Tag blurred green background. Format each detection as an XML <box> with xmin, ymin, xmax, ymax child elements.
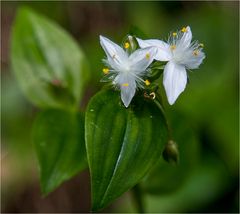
<box><xmin>1</xmin><ymin>1</ymin><xmax>239</xmax><ymax>213</ymax></box>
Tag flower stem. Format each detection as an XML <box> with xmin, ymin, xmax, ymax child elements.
<box><xmin>153</xmin><ymin>94</ymin><xmax>173</xmax><ymax>140</ymax></box>
<box><xmin>131</xmin><ymin>184</ymin><xmax>145</xmax><ymax>213</ymax></box>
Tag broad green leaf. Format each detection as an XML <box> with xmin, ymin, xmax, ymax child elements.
<box><xmin>85</xmin><ymin>90</ymin><xmax>168</xmax><ymax>211</ymax></box>
<box><xmin>33</xmin><ymin>109</ymin><xmax>87</xmax><ymax>195</ymax></box>
<box><xmin>11</xmin><ymin>7</ymin><xmax>89</xmax><ymax>109</ymax></box>
<box><xmin>141</xmin><ymin>111</ymin><xmax>201</xmax><ymax>195</ymax></box>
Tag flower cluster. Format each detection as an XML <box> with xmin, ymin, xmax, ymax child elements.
<box><xmin>100</xmin><ymin>26</ymin><xmax>205</xmax><ymax>107</ymax></box>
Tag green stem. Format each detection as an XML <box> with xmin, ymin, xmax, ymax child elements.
<box><xmin>153</xmin><ymin>94</ymin><xmax>173</xmax><ymax>140</ymax></box>
<box><xmin>131</xmin><ymin>184</ymin><xmax>145</xmax><ymax>213</ymax></box>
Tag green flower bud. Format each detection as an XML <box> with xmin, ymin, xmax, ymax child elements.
<box><xmin>122</xmin><ymin>35</ymin><xmax>138</xmax><ymax>54</ymax></box>
<box><xmin>162</xmin><ymin>140</ymin><xmax>179</xmax><ymax>164</ymax></box>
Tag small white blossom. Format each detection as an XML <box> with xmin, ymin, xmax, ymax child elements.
<box><xmin>137</xmin><ymin>26</ymin><xmax>205</xmax><ymax>105</ymax></box>
<box><xmin>100</xmin><ymin>35</ymin><xmax>156</xmax><ymax>108</ymax></box>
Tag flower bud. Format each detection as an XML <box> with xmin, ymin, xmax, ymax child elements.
<box><xmin>128</xmin><ymin>35</ymin><xmax>137</xmax><ymax>51</ymax></box>
<box><xmin>162</xmin><ymin>140</ymin><xmax>179</xmax><ymax>164</ymax></box>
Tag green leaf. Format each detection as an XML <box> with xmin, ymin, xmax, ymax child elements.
<box><xmin>141</xmin><ymin>111</ymin><xmax>201</xmax><ymax>195</ymax></box>
<box><xmin>85</xmin><ymin>90</ymin><xmax>168</xmax><ymax>211</ymax></box>
<box><xmin>33</xmin><ymin>109</ymin><xmax>87</xmax><ymax>195</ymax></box>
<box><xmin>11</xmin><ymin>7</ymin><xmax>89</xmax><ymax>110</ymax></box>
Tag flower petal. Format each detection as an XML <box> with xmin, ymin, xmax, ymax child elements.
<box><xmin>121</xmin><ymin>83</ymin><xmax>136</xmax><ymax>108</ymax></box>
<box><xmin>114</xmin><ymin>74</ymin><xmax>136</xmax><ymax>107</ymax></box>
<box><xmin>136</xmin><ymin>38</ymin><xmax>171</xmax><ymax>61</ymax></box>
<box><xmin>100</xmin><ymin>35</ymin><xmax>128</xmax><ymax>70</ymax></box>
<box><xmin>178</xmin><ymin>26</ymin><xmax>192</xmax><ymax>49</ymax></box>
<box><xmin>128</xmin><ymin>47</ymin><xmax>157</xmax><ymax>74</ymax></box>
<box><xmin>183</xmin><ymin>50</ymin><xmax>205</xmax><ymax>69</ymax></box>
<box><xmin>163</xmin><ymin>61</ymin><xmax>187</xmax><ymax>105</ymax></box>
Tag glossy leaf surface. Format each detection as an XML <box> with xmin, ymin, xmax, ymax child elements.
<box><xmin>85</xmin><ymin>90</ymin><xmax>168</xmax><ymax>211</ymax></box>
<box><xmin>33</xmin><ymin>109</ymin><xmax>87</xmax><ymax>195</ymax></box>
<box><xmin>11</xmin><ymin>7</ymin><xmax>89</xmax><ymax>109</ymax></box>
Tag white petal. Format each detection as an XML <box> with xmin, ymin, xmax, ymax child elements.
<box><xmin>100</xmin><ymin>35</ymin><xmax>128</xmax><ymax>70</ymax></box>
<box><xmin>114</xmin><ymin>74</ymin><xmax>136</xmax><ymax>107</ymax></box>
<box><xmin>163</xmin><ymin>61</ymin><xmax>187</xmax><ymax>105</ymax></box>
<box><xmin>129</xmin><ymin>47</ymin><xmax>157</xmax><ymax>74</ymax></box>
<box><xmin>178</xmin><ymin>26</ymin><xmax>192</xmax><ymax>49</ymax></box>
<box><xmin>136</xmin><ymin>38</ymin><xmax>171</xmax><ymax>61</ymax></box>
<box><xmin>183</xmin><ymin>50</ymin><xmax>205</xmax><ymax>69</ymax></box>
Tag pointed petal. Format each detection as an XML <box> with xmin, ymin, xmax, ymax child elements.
<box><xmin>115</xmin><ymin>74</ymin><xmax>136</xmax><ymax>107</ymax></box>
<box><xmin>136</xmin><ymin>38</ymin><xmax>171</xmax><ymax>61</ymax></box>
<box><xmin>121</xmin><ymin>83</ymin><xmax>136</xmax><ymax>108</ymax></box>
<box><xmin>128</xmin><ymin>47</ymin><xmax>157</xmax><ymax>74</ymax></box>
<box><xmin>178</xmin><ymin>26</ymin><xmax>192</xmax><ymax>48</ymax></box>
<box><xmin>100</xmin><ymin>35</ymin><xmax>128</xmax><ymax>70</ymax></box>
<box><xmin>183</xmin><ymin>50</ymin><xmax>206</xmax><ymax>69</ymax></box>
<box><xmin>163</xmin><ymin>62</ymin><xmax>187</xmax><ymax>105</ymax></box>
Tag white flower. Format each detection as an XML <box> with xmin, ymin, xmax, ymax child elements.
<box><xmin>137</xmin><ymin>26</ymin><xmax>205</xmax><ymax>105</ymax></box>
<box><xmin>100</xmin><ymin>35</ymin><xmax>156</xmax><ymax>108</ymax></box>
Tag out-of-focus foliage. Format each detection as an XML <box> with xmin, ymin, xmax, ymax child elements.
<box><xmin>11</xmin><ymin>7</ymin><xmax>89</xmax><ymax>110</ymax></box>
<box><xmin>1</xmin><ymin>1</ymin><xmax>238</xmax><ymax>213</ymax></box>
<box><xmin>142</xmin><ymin>110</ymin><xmax>201</xmax><ymax>195</ymax></box>
<box><xmin>9</xmin><ymin>7</ymin><xmax>90</xmax><ymax>200</ymax></box>
<box><xmin>33</xmin><ymin>109</ymin><xmax>87</xmax><ymax>195</ymax></box>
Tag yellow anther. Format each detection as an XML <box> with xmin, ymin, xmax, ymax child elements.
<box><xmin>181</xmin><ymin>27</ymin><xmax>187</xmax><ymax>33</ymax></box>
<box><xmin>124</xmin><ymin>42</ymin><xmax>130</xmax><ymax>49</ymax></box>
<box><xmin>150</xmin><ymin>92</ymin><xmax>156</xmax><ymax>99</ymax></box>
<box><xmin>170</xmin><ymin>45</ymin><xmax>176</xmax><ymax>50</ymax></box>
<box><xmin>145</xmin><ymin>79</ymin><xmax>151</xmax><ymax>86</ymax></box>
<box><xmin>102</xmin><ymin>68</ymin><xmax>109</xmax><ymax>74</ymax></box>
<box><xmin>122</xmin><ymin>83</ymin><xmax>129</xmax><ymax>87</ymax></box>
<box><xmin>146</xmin><ymin>53</ymin><xmax>150</xmax><ymax>59</ymax></box>
<box><xmin>172</xmin><ymin>32</ymin><xmax>177</xmax><ymax>37</ymax></box>
<box><xmin>199</xmin><ymin>43</ymin><xmax>204</xmax><ymax>48</ymax></box>
<box><xmin>193</xmin><ymin>50</ymin><xmax>199</xmax><ymax>56</ymax></box>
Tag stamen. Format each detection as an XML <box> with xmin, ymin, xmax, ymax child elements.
<box><xmin>181</xmin><ymin>27</ymin><xmax>187</xmax><ymax>33</ymax></box>
<box><xmin>124</xmin><ymin>42</ymin><xmax>130</xmax><ymax>49</ymax></box>
<box><xmin>129</xmin><ymin>72</ymin><xmax>145</xmax><ymax>85</ymax></box>
<box><xmin>122</xmin><ymin>83</ymin><xmax>129</xmax><ymax>87</ymax></box>
<box><xmin>193</xmin><ymin>50</ymin><xmax>199</xmax><ymax>56</ymax></box>
<box><xmin>172</xmin><ymin>32</ymin><xmax>177</xmax><ymax>37</ymax></box>
<box><xmin>170</xmin><ymin>45</ymin><xmax>176</xmax><ymax>50</ymax></box>
<box><xmin>150</xmin><ymin>92</ymin><xmax>156</xmax><ymax>99</ymax></box>
<box><xmin>145</xmin><ymin>53</ymin><xmax>150</xmax><ymax>60</ymax></box>
<box><xmin>145</xmin><ymin>79</ymin><xmax>151</xmax><ymax>86</ymax></box>
<box><xmin>102</xmin><ymin>68</ymin><xmax>109</xmax><ymax>74</ymax></box>
<box><xmin>199</xmin><ymin>43</ymin><xmax>204</xmax><ymax>48</ymax></box>
<box><xmin>112</xmin><ymin>54</ymin><xmax>116</xmax><ymax>59</ymax></box>
<box><xmin>144</xmin><ymin>92</ymin><xmax>150</xmax><ymax>99</ymax></box>
<box><xmin>143</xmin><ymin>92</ymin><xmax>156</xmax><ymax>100</ymax></box>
